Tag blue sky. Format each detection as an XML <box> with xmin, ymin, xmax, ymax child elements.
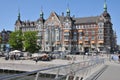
<box><xmin>0</xmin><ymin>0</ymin><xmax>119</xmax><ymax>44</ymax></box>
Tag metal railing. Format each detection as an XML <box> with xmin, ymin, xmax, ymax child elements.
<box><xmin>0</xmin><ymin>57</ymin><xmax>105</xmax><ymax>80</ymax></box>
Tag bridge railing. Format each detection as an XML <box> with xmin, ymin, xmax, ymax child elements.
<box><xmin>54</xmin><ymin>58</ymin><xmax>105</xmax><ymax>80</ymax></box>
<box><xmin>0</xmin><ymin>57</ymin><xmax>105</xmax><ymax>80</ymax></box>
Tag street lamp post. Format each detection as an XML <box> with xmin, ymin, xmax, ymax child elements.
<box><xmin>89</xmin><ymin>39</ymin><xmax>92</xmax><ymax>56</ymax></box>
<box><xmin>107</xmin><ymin>46</ymin><xmax>111</xmax><ymax>56</ymax></box>
<box><xmin>68</xmin><ymin>30</ymin><xmax>73</xmax><ymax>54</ymax></box>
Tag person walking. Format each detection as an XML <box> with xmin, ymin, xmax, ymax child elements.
<box><xmin>35</xmin><ymin>57</ymin><xmax>38</xmax><ymax>64</ymax></box>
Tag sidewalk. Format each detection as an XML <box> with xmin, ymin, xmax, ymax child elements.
<box><xmin>0</xmin><ymin>55</ymin><xmax>90</xmax><ymax>72</ymax></box>
<box><xmin>96</xmin><ymin>61</ymin><xmax>120</xmax><ymax>80</ymax></box>
<box><xmin>0</xmin><ymin>55</ymin><xmax>92</xmax><ymax>65</ymax></box>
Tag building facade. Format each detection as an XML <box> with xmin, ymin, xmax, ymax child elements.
<box><xmin>0</xmin><ymin>29</ymin><xmax>12</xmax><ymax>52</ymax></box>
<box><xmin>15</xmin><ymin>1</ymin><xmax>117</xmax><ymax>53</ymax></box>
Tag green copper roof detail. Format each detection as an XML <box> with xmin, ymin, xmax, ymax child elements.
<box><xmin>104</xmin><ymin>0</ymin><xmax>107</xmax><ymax>12</ymax></box>
<box><xmin>18</xmin><ymin>10</ymin><xmax>21</xmax><ymax>20</ymax></box>
<box><xmin>40</xmin><ymin>10</ymin><xmax>44</xmax><ymax>18</ymax></box>
<box><xmin>66</xmin><ymin>8</ymin><xmax>70</xmax><ymax>16</ymax></box>
<box><xmin>40</xmin><ymin>6</ymin><xmax>44</xmax><ymax>18</ymax></box>
<box><xmin>66</xmin><ymin>8</ymin><xmax>70</xmax><ymax>13</ymax></box>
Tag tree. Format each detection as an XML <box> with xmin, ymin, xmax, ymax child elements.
<box><xmin>23</xmin><ymin>31</ymin><xmax>39</xmax><ymax>53</ymax></box>
<box><xmin>8</xmin><ymin>30</ymin><xmax>23</xmax><ymax>50</ymax></box>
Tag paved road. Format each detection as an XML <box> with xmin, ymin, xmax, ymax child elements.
<box><xmin>96</xmin><ymin>62</ymin><xmax>120</xmax><ymax>80</ymax></box>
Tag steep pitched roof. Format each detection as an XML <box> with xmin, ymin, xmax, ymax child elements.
<box><xmin>58</xmin><ymin>16</ymin><xmax>64</xmax><ymax>23</ymax></box>
<box><xmin>73</xmin><ymin>16</ymin><xmax>99</xmax><ymax>24</ymax></box>
<box><xmin>44</xmin><ymin>12</ymin><xmax>61</xmax><ymax>25</ymax></box>
<box><xmin>57</xmin><ymin>15</ymin><xmax>100</xmax><ymax>24</ymax></box>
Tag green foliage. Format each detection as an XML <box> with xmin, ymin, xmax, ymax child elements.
<box><xmin>8</xmin><ymin>30</ymin><xmax>23</xmax><ymax>50</ymax></box>
<box><xmin>8</xmin><ymin>30</ymin><xmax>40</xmax><ymax>53</ymax></box>
<box><xmin>23</xmin><ymin>31</ymin><xmax>40</xmax><ymax>53</ymax></box>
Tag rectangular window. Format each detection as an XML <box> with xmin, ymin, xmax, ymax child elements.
<box><xmin>91</xmin><ymin>36</ymin><xmax>95</xmax><ymax>40</ymax></box>
<box><xmin>74</xmin><ymin>32</ymin><xmax>77</xmax><ymax>35</ymax></box>
<box><xmin>57</xmin><ymin>36</ymin><xmax>59</xmax><ymax>41</ymax></box>
<box><xmin>81</xmin><ymin>25</ymin><xmax>83</xmax><ymax>29</ymax></box>
<box><xmin>76</xmin><ymin>25</ymin><xmax>78</xmax><ymax>29</ymax></box>
<box><xmin>79</xmin><ymin>36</ymin><xmax>82</xmax><ymax>40</ymax></box>
<box><xmin>98</xmin><ymin>22</ymin><xmax>104</xmax><ymax>28</ymax></box>
<box><xmin>98</xmin><ymin>35</ymin><xmax>103</xmax><ymax>40</ymax></box>
<box><xmin>91</xmin><ymin>30</ymin><xmax>95</xmax><ymax>35</ymax></box>
<box><xmin>73</xmin><ymin>36</ymin><xmax>77</xmax><ymax>41</ymax></box>
<box><xmin>86</xmin><ymin>31</ymin><xmax>89</xmax><ymax>35</ymax></box>
<box><xmin>85</xmin><ymin>36</ymin><xmax>88</xmax><ymax>41</ymax></box>
<box><xmin>64</xmin><ymin>36</ymin><xmax>69</xmax><ymax>40</ymax></box>
<box><xmin>79</xmin><ymin>32</ymin><xmax>83</xmax><ymax>36</ymax></box>
<box><xmin>98</xmin><ymin>29</ymin><xmax>103</xmax><ymax>34</ymax></box>
<box><xmin>64</xmin><ymin>32</ymin><xmax>69</xmax><ymax>35</ymax></box>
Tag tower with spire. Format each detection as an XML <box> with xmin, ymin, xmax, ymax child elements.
<box><xmin>37</xmin><ymin>7</ymin><xmax>44</xmax><ymax>23</ymax></box>
<box><xmin>17</xmin><ymin>9</ymin><xmax>21</xmax><ymax>21</ymax></box>
<box><xmin>40</xmin><ymin>8</ymin><xmax>44</xmax><ymax>19</ymax></box>
<box><xmin>40</xmin><ymin>11</ymin><xmax>43</xmax><ymax>18</ymax></box>
<box><xmin>104</xmin><ymin>0</ymin><xmax>107</xmax><ymax>12</ymax></box>
<box><xmin>66</xmin><ymin>8</ymin><xmax>70</xmax><ymax>17</ymax></box>
<box><xmin>15</xmin><ymin>9</ymin><xmax>22</xmax><ymax>31</ymax></box>
<box><xmin>102</xmin><ymin>0</ymin><xmax>114</xmax><ymax>53</ymax></box>
<box><xmin>102</xmin><ymin>0</ymin><xmax>110</xmax><ymax>19</ymax></box>
<box><xmin>66</xmin><ymin>4</ymin><xmax>70</xmax><ymax>17</ymax></box>
<box><xmin>18</xmin><ymin>12</ymin><xmax>20</xmax><ymax>21</ymax></box>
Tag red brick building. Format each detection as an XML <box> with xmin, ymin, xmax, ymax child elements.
<box><xmin>15</xmin><ymin>1</ymin><xmax>117</xmax><ymax>53</ymax></box>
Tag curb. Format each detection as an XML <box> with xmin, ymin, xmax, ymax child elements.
<box><xmin>85</xmin><ymin>65</ymin><xmax>108</xmax><ymax>80</ymax></box>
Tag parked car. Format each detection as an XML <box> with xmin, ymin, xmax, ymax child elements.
<box><xmin>33</xmin><ymin>53</ymin><xmax>53</xmax><ymax>61</ymax></box>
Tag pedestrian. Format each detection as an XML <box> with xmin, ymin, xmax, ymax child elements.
<box><xmin>112</xmin><ymin>54</ymin><xmax>119</xmax><ymax>62</ymax></box>
<box><xmin>35</xmin><ymin>58</ymin><xmax>38</xmax><ymax>64</ymax></box>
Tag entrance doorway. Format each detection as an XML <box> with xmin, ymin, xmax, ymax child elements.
<box><xmin>84</xmin><ymin>47</ymin><xmax>89</xmax><ymax>53</ymax></box>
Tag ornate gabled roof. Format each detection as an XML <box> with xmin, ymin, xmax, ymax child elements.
<box><xmin>51</xmin><ymin>11</ymin><xmax>59</xmax><ymax>19</ymax></box>
<box><xmin>44</xmin><ymin>11</ymin><xmax>61</xmax><ymax>26</ymax></box>
<box><xmin>23</xmin><ymin>20</ymin><xmax>36</xmax><ymax>26</ymax></box>
<box><xmin>102</xmin><ymin>0</ymin><xmax>111</xmax><ymax>18</ymax></box>
<box><xmin>58</xmin><ymin>13</ymin><xmax>73</xmax><ymax>24</ymax></box>
<box><xmin>37</xmin><ymin>9</ymin><xmax>45</xmax><ymax>23</ymax></box>
<box><xmin>15</xmin><ymin>11</ymin><xmax>22</xmax><ymax>26</ymax></box>
<box><xmin>37</xmin><ymin>18</ymin><xmax>45</xmax><ymax>23</ymax></box>
<box><xmin>15</xmin><ymin>20</ymin><xmax>36</xmax><ymax>27</ymax></box>
<box><xmin>58</xmin><ymin>16</ymin><xmax>64</xmax><ymax>24</ymax></box>
<box><xmin>15</xmin><ymin>19</ymin><xmax>22</xmax><ymax>26</ymax></box>
<box><xmin>102</xmin><ymin>11</ymin><xmax>110</xmax><ymax>18</ymax></box>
